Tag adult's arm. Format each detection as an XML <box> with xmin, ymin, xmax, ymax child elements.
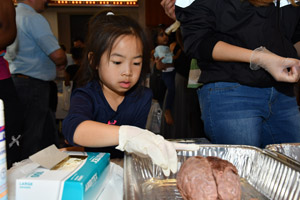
<box><xmin>27</xmin><ymin>13</ymin><xmax>67</xmax><ymax>69</ymax></box>
<box><xmin>212</xmin><ymin>41</ymin><xmax>252</xmax><ymax>63</ymax></box>
<box><xmin>49</xmin><ymin>48</ymin><xmax>67</xmax><ymax>70</ymax></box>
<box><xmin>176</xmin><ymin>0</ymin><xmax>300</xmax><ymax>82</ymax></box>
<box><xmin>295</xmin><ymin>41</ymin><xmax>300</xmax><ymax>58</ymax></box>
<box><xmin>213</xmin><ymin>41</ymin><xmax>300</xmax><ymax>82</ymax></box>
<box><xmin>0</xmin><ymin>0</ymin><xmax>16</xmax><ymax>50</ymax></box>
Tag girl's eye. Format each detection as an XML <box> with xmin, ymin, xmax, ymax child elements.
<box><xmin>133</xmin><ymin>62</ymin><xmax>141</xmax><ymax>66</ymax></box>
<box><xmin>112</xmin><ymin>61</ymin><xmax>121</xmax><ymax>65</ymax></box>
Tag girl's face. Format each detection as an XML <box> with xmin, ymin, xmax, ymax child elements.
<box><xmin>98</xmin><ymin>35</ymin><xmax>143</xmax><ymax>97</ymax></box>
<box><xmin>157</xmin><ymin>29</ymin><xmax>169</xmax><ymax>46</ymax></box>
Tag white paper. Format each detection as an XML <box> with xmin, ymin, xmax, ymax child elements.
<box><xmin>29</xmin><ymin>145</ymin><xmax>68</xmax><ymax>169</ymax></box>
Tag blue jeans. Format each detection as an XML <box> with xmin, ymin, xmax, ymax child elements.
<box><xmin>162</xmin><ymin>70</ymin><xmax>176</xmax><ymax>110</ymax></box>
<box><xmin>198</xmin><ymin>82</ymin><xmax>300</xmax><ymax>148</ymax></box>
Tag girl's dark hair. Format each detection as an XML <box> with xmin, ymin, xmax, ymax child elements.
<box><xmin>151</xmin><ymin>24</ymin><xmax>166</xmax><ymax>47</ymax></box>
<box><xmin>77</xmin><ymin>11</ymin><xmax>150</xmax><ymax>92</ymax></box>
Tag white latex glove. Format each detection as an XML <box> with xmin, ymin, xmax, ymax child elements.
<box><xmin>172</xmin><ymin>142</ymin><xmax>199</xmax><ymax>151</ymax></box>
<box><xmin>250</xmin><ymin>46</ymin><xmax>300</xmax><ymax>83</ymax></box>
<box><xmin>116</xmin><ymin>125</ymin><xmax>178</xmax><ymax>176</ymax></box>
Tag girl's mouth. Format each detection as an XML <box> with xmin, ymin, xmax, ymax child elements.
<box><xmin>120</xmin><ymin>81</ymin><xmax>131</xmax><ymax>88</ymax></box>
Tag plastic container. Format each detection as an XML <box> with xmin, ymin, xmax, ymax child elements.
<box><xmin>0</xmin><ymin>99</ymin><xmax>7</xmax><ymax>200</ymax></box>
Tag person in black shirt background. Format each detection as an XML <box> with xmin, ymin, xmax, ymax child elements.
<box><xmin>161</xmin><ymin>0</ymin><xmax>300</xmax><ymax>147</ymax></box>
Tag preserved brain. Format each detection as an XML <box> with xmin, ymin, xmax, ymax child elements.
<box><xmin>176</xmin><ymin>156</ymin><xmax>241</xmax><ymax>200</ymax></box>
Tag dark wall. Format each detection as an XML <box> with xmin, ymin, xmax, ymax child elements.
<box><xmin>145</xmin><ymin>0</ymin><xmax>174</xmax><ymax>28</ymax></box>
<box><xmin>70</xmin><ymin>15</ymin><xmax>91</xmax><ymax>47</ymax></box>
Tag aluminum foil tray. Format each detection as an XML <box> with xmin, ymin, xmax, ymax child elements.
<box><xmin>265</xmin><ymin>143</ymin><xmax>300</xmax><ymax>163</ymax></box>
<box><xmin>124</xmin><ymin>144</ymin><xmax>300</xmax><ymax>200</ymax></box>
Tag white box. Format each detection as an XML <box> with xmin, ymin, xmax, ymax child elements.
<box><xmin>15</xmin><ymin>146</ymin><xmax>110</xmax><ymax>200</ymax></box>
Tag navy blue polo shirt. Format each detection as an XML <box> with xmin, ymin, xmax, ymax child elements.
<box><xmin>62</xmin><ymin>80</ymin><xmax>153</xmax><ymax>158</ymax></box>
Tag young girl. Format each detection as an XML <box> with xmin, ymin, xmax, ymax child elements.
<box><xmin>62</xmin><ymin>11</ymin><xmax>182</xmax><ymax>176</ymax></box>
<box><xmin>152</xmin><ymin>25</ymin><xmax>179</xmax><ymax>125</ymax></box>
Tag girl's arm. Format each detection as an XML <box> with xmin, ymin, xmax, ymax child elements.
<box><xmin>65</xmin><ymin>89</ymin><xmax>196</xmax><ymax>176</ymax></box>
<box><xmin>73</xmin><ymin>120</ymin><xmax>119</xmax><ymax>147</ymax></box>
<box><xmin>173</xmin><ymin>48</ymin><xmax>182</xmax><ymax>60</ymax></box>
<box><xmin>170</xmin><ymin>41</ymin><xmax>182</xmax><ymax>60</ymax></box>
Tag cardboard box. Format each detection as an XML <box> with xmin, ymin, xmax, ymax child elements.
<box><xmin>15</xmin><ymin>145</ymin><xmax>110</xmax><ymax>200</ymax></box>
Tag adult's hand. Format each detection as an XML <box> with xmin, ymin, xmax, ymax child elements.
<box><xmin>250</xmin><ymin>47</ymin><xmax>300</xmax><ymax>83</ymax></box>
<box><xmin>161</xmin><ymin>0</ymin><xmax>176</xmax><ymax>21</ymax></box>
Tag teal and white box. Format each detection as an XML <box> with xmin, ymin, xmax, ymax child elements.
<box><xmin>15</xmin><ymin>146</ymin><xmax>110</xmax><ymax>200</ymax></box>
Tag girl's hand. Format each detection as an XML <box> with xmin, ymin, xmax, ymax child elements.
<box><xmin>116</xmin><ymin>125</ymin><xmax>178</xmax><ymax>176</ymax></box>
<box><xmin>155</xmin><ymin>57</ymin><xmax>167</xmax><ymax>70</ymax></box>
<box><xmin>116</xmin><ymin>125</ymin><xmax>200</xmax><ymax>176</ymax></box>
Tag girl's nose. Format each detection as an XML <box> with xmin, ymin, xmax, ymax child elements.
<box><xmin>122</xmin><ymin>64</ymin><xmax>132</xmax><ymax>76</ymax></box>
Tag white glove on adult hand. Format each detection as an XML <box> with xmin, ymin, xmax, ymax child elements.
<box><xmin>116</xmin><ymin>125</ymin><xmax>177</xmax><ymax>176</ymax></box>
<box><xmin>250</xmin><ymin>46</ymin><xmax>300</xmax><ymax>83</ymax></box>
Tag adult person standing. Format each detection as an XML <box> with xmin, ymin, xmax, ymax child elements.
<box><xmin>5</xmin><ymin>0</ymin><xmax>67</xmax><ymax>159</ymax></box>
<box><xmin>161</xmin><ymin>0</ymin><xmax>300</xmax><ymax>148</ymax></box>
<box><xmin>0</xmin><ymin>0</ymin><xmax>23</xmax><ymax>168</ymax></box>
<box><xmin>64</xmin><ymin>46</ymin><xmax>83</xmax><ymax>90</ymax></box>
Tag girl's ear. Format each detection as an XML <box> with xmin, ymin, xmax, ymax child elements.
<box><xmin>88</xmin><ymin>52</ymin><xmax>93</xmax><ymax>65</ymax></box>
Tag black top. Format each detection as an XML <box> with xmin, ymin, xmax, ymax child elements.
<box><xmin>66</xmin><ymin>64</ymin><xmax>80</xmax><ymax>80</ymax></box>
<box><xmin>173</xmin><ymin>43</ymin><xmax>191</xmax><ymax>79</ymax></box>
<box><xmin>176</xmin><ymin>0</ymin><xmax>300</xmax><ymax>95</ymax></box>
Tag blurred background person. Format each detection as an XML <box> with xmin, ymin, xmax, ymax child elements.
<box><xmin>64</xmin><ymin>46</ymin><xmax>83</xmax><ymax>91</ymax></box>
<box><xmin>5</xmin><ymin>0</ymin><xmax>67</xmax><ymax>159</ymax></box>
<box><xmin>161</xmin><ymin>0</ymin><xmax>300</xmax><ymax>147</ymax></box>
<box><xmin>161</xmin><ymin>26</ymin><xmax>205</xmax><ymax>139</ymax></box>
<box><xmin>151</xmin><ymin>24</ymin><xmax>176</xmax><ymax>125</ymax></box>
<box><xmin>72</xmin><ymin>36</ymin><xmax>85</xmax><ymax>48</ymax></box>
